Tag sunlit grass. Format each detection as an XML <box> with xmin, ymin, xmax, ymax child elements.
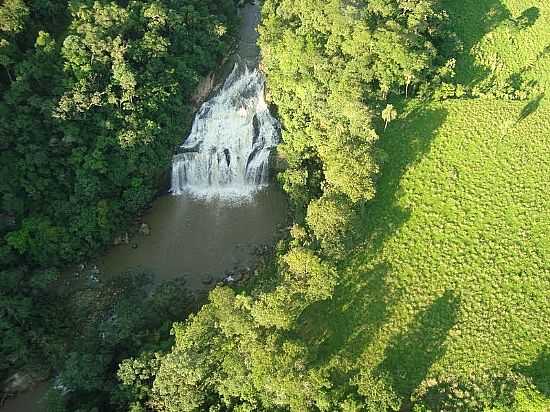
<box><xmin>443</xmin><ymin>0</ymin><xmax>550</xmax><ymax>91</ymax></box>
<box><xmin>300</xmin><ymin>0</ymin><xmax>550</xmax><ymax>402</ymax></box>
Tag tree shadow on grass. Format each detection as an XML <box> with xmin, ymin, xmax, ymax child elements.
<box><xmin>295</xmin><ymin>106</ymin><xmax>448</xmax><ymax>374</ymax></box>
<box><xmin>352</xmin><ymin>105</ymin><xmax>448</xmax><ymax>258</ymax></box>
<box><xmin>297</xmin><ymin>263</ymin><xmax>399</xmax><ymax>369</ymax></box>
<box><xmin>516</xmin><ymin>93</ymin><xmax>545</xmax><ymax>123</ymax></box>
<box><xmin>376</xmin><ymin>290</ymin><xmax>459</xmax><ymax>408</ymax></box>
<box><xmin>518</xmin><ymin>346</ymin><xmax>550</xmax><ymax>396</ymax></box>
<box><xmin>503</xmin><ymin>41</ymin><xmax>549</xmax><ymax>100</ymax></box>
<box><xmin>441</xmin><ymin>0</ymin><xmax>511</xmax><ymax>86</ymax></box>
<box><xmin>515</xmin><ymin>7</ymin><xmax>540</xmax><ymax>30</ymax></box>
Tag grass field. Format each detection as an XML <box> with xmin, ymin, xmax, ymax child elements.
<box><xmin>299</xmin><ymin>0</ymin><xmax>550</xmax><ymax>406</ymax></box>
<box><xmin>444</xmin><ymin>0</ymin><xmax>550</xmax><ymax>91</ymax></box>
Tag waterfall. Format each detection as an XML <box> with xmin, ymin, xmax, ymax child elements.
<box><xmin>171</xmin><ymin>63</ymin><xmax>280</xmax><ymax>197</ymax></box>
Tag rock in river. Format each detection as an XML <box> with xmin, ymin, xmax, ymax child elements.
<box><xmin>139</xmin><ymin>223</ymin><xmax>151</xmax><ymax>236</ymax></box>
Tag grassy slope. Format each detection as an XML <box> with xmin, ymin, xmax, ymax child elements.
<box><xmin>300</xmin><ymin>0</ymin><xmax>550</xmax><ymax>401</ymax></box>
<box><xmin>446</xmin><ymin>0</ymin><xmax>550</xmax><ymax>90</ymax></box>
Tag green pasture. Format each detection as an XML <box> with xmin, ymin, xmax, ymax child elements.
<box><xmin>300</xmin><ymin>0</ymin><xmax>550</xmax><ymax>403</ymax></box>
<box><xmin>443</xmin><ymin>0</ymin><xmax>550</xmax><ymax>91</ymax></box>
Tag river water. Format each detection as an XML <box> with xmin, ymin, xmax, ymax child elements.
<box><xmin>96</xmin><ymin>0</ymin><xmax>286</xmax><ymax>291</ymax></box>
<box><xmin>95</xmin><ymin>188</ymin><xmax>287</xmax><ymax>292</ymax></box>
<box><xmin>2</xmin><ymin>2</ymin><xmax>286</xmax><ymax>410</ymax></box>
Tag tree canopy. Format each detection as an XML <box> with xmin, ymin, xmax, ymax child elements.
<box><xmin>0</xmin><ymin>0</ymin><xmax>238</xmax><ymax>407</ymax></box>
<box><xmin>2</xmin><ymin>1</ymin><xmax>547</xmax><ymax>411</ymax></box>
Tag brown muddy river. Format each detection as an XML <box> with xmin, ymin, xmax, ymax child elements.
<box><xmin>95</xmin><ymin>187</ymin><xmax>287</xmax><ymax>292</ymax></box>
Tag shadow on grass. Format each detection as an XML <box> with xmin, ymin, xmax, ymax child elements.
<box><xmin>518</xmin><ymin>346</ymin><xmax>550</xmax><ymax>396</ymax></box>
<box><xmin>295</xmin><ymin>106</ymin><xmax>448</xmax><ymax>373</ymax></box>
<box><xmin>442</xmin><ymin>0</ymin><xmax>511</xmax><ymax>86</ymax></box>
<box><xmin>505</xmin><ymin>39</ymin><xmax>550</xmax><ymax>98</ymax></box>
<box><xmin>517</xmin><ymin>93</ymin><xmax>545</xmax><ymax>123</ymax></box>
<box><xmin>353</xmin><ymin>106</ymin><xmax>448</xmax><ymax>257</ymax></box>
<box><xmin>515</xmin><ymin>7</ymin><xmax>540</xmax><ymax>30</ymax></box>
<box><xmin>377</xmin><ymin>290</ymin><xmax>459</xmax><ymax>407</ymax></box>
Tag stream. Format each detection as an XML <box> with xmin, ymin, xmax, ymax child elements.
<box><xmin>95</xmin><ymin>188</ymin><xmax>287</xmax><ymax>293</ymax></box>
<box><xmin>1</xmin><ymin>2</ymin><xmax>287</xmax><ymax>410</ymax></box>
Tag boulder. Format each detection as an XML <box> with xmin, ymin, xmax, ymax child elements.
<box><xmin>223</xmin><ymin>275</ymin><xmax>235</xmax><ymax>283</ymax></box>
<box><xmin>139</xmin><ymin>223</ymin><xmax>151</xmax><ymax>236</ymax></box>
<box><xmin>191</xmin><ymin>72</ymin><xmax>216</xmax><ymax>106</ymax></box>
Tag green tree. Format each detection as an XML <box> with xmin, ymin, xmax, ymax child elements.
<box><xmin>0</xmin><ymin>0</ymin><xmax>238</xmax><ymax>407</ymax></box>
<box><xmin>306</xmin><ymin>192</ymin><xmax>356</xmax><ymax>257</ymax></box>
<box><xmin>144</xmin><ymin>286</ymin><xmax>333</xmax><ymax>412</ymax></box>
<box><xmin>353</xmin><ymin>370</ymin><xmax>402</xmax><ymax>412</ymax></box>
<box><xmin>132</xmin><ymin>1</ymin><xmax>456</xmax><ymax>410</ymax></box>
<box><xmin>0</xmin><ymin>0</ymin><xmax>29</xmax><ymax>81</ymax></box>
<box><xmin>382</xmin><ymin>104</ymin><xmax>398</xmax><ymax>130</ymax></box>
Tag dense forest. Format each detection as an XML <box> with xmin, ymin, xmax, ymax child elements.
<box><xmin>1</xmin><ymin>0</ymin><xmax>549</xmax><ymax>411</ymax></box>
<box><xmin>1</xmin><ymin>0</ymin><xmax>238</xmax><ymax>410</ymax></box>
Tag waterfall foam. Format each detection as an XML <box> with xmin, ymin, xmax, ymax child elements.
<box><xmin>171</xmin><ymin>63</ymin><xmax>280</xmax><ymax>198</ymax></box>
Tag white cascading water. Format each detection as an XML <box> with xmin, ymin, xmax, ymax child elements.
<box><xmin>171</xmin><ymin>63</ymin><xmax>280</xmax><ymax>197</ymax></box>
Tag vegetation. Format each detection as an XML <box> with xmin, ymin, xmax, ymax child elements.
<box><xmin>1</xmin><ymin>0</ymin><xmax>548</xmax><ymax>411</ymax></box>
<box><xmin>0</xmin><ymin>0</ymin><xmax>238</xmax><ymax>409</ymax></box>
<box><xmin>1</xmin><ymin>0</ymin><xmax>237</xmax><ymax>267</ymax></box>
<box><xmin>119</xmin><ymin>0</ymin><xmax>548</xmax><ymax>411</ymax></box>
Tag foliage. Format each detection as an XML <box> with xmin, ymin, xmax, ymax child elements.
<box><xmin>3</xmin><ymin>0</ymin><xmax>550</xmax><ymax>411</ymax></box>
<box><xmin>56</xmin><ymin>272</ymin><xmax>195</xmax><ymax>411</ymax></box>
<box><xmin>125</xmin><ymin>1</ymin><xmax>458</xmax><ymax>411</ymax></box>
<box><xmin>119</xmin><ymin>251</ymin><xmax>338</xmax><ymax>410</ymax></box>
<box><xmin>293</xmin><ymin>0</ymin><xmax>550</xmax><ymax>409</ymax></box>
<box><xmin>0</xmin><ymin>0</ymin><xmax>238</xmax><ymax>407</ymax></box>
<box><xmin>306</xmin><ymin>192</ymin><xmax>357</xmax><ymax>258</ymax></box>
<box><xmin>1</xmin><ymin>0</ymin><xmax>238</xmax><ymax>266</ymax></box>
<box><xmin>353</xmin><ymin>370</ymin><xmax>401</xmax><ymax>412</ymax></box>
<box><xmin>413</xmin><ymin>371</ymin><xmax>550</xmax><ymax>412</ymax></box>
<box><xmin>118</xmin><ymin>351</ymin><xmax>162</xmax><ymax>407</ymax></box>
<box><xmin>135</xmin><ymin>286</ymin><xmax>335</xmax><ymax>412</ymax></box>
<box><xmin>139</xmin><ymin>0</ymin><xmax>543</xmax><ymax>411</ymax></box>
<box><xmin>260</xmin><ymin>0</ymin><xmax>452</xmax><ymax>212</ymax></box>
<box><xmin>0</xmin><ymin>267</ymin><xmax>61</xmax><ymax>379</ymax></box>
<box><xmin>251</xmin><ymin>247</ymin><xmax>337</xmax><ymax>329</ymax></box>
<box><xmin>487</xmin><ymin>386</ymin><xmax>550</xmax><ymax>412</ymax></box>
<box><xmin>442</xmin><ymin>0</ymin><xmax>550</xmax><ymax>98</ymax></box>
